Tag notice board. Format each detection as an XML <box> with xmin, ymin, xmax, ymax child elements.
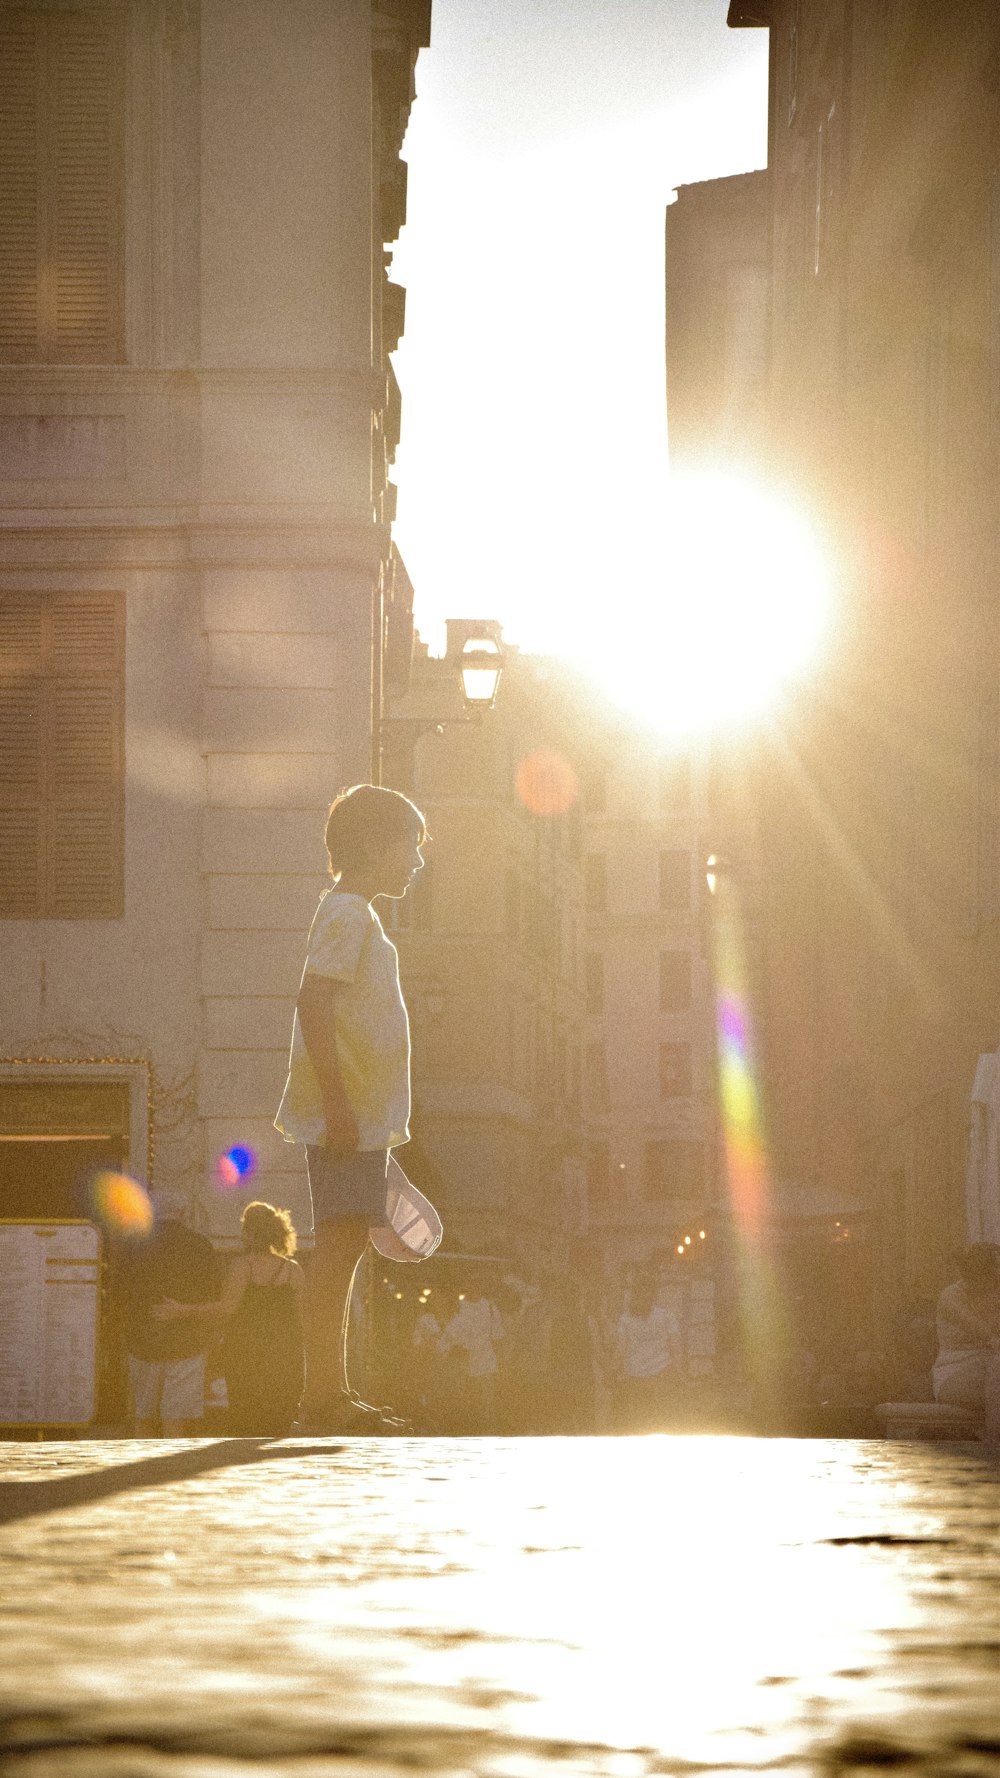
<box><xmin>0</xmin><ymin>1221</ymin><xmax>100</xmax><ymax>1426</ymax></box>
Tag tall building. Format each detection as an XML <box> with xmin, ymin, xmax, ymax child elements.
<box><xmin>668</xmin><ymin>0</ymin><xmax>1000</xmax><ymax>1336</ymax></box>
<box><xmin>0</xmin><ymin>0</ymin><xmax>430</xmax><ymax>1242</ymax></box>
<box><xmin>389</xmin><ymin>636</ymin><xmax>721</xmax><ymax>1372</ymax></box>
<box><xmin>388</xmin><ymin>629</ymin><xmax>588</xmax><ymax>1271</ymax></box>
<box><xmin>577</xmin><ymin>714</ymin><xmax>720</xmax><ymax>1372</ymax></box>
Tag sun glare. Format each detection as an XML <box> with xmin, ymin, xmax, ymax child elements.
<box><xmin>569</xmin><ymin>472</ymin><xmax>833</xmax><ymax>738</ymax></box>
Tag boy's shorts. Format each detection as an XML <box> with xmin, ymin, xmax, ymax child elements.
<box><xmin>128</xmin><ymin>1353</ymin><xmax>205</xmax><ymax>1422</ymax></box>
<box><xmin>306</xmin><ymin>1146</ymin><xmax>389</xmax><ymax>1226</ymax></box>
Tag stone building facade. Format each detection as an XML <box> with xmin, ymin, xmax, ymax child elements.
<box><xmin>387</xmin><ymin>633</ymin><xmax>589</xmax><ymax>1271</ymax></box>
<box><xmin>0</xmin><ymin>0</ymin><xmax>430</xmax><ymax>1243</ymax></box>
<box><xmin>388</xmin><ymin>636</ymin><xmax>719</xmax><ymax>1344</ymax></box>
<box><xmin>668</xmin><ymin>0</ymin><xmax>1000</xmax><ymax>1327</ymax></box>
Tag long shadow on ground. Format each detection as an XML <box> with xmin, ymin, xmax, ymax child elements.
<box><xmin>0</xmin><ymin>1440</ymin><xmax>340</xmax><ymax>1527</ymax></box>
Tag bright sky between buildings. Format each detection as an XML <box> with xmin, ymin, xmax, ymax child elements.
<box><xmin>392</xmin><ymin>2</ymin><xmax>819</xmax><ymax>736</ymax></box>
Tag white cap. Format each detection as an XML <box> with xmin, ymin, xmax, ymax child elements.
<box><xmin>370</xmin><ymin>1155</ymin><xmax>443</xmax><ymax>1262</ymax></box>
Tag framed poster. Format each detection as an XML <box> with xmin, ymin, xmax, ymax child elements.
<box><xmin>0</xmin><ymin>1221</ymin><xmax>100</xmax><ymax>1427</ymax></box>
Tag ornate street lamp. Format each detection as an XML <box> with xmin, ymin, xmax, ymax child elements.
<box><xmin>457</xmin><ymin>631</ymin><xmax>503</xmax><ymax>712</ymax></box>
<box><xmin>376</xmin><ymin>620</ymin><xmax>505</xmax><ymax>786</ymax></box>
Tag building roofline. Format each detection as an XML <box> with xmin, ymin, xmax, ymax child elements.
<box><xmin>726</xmin><ymin>1</ymin><xmax>770</xmax><ymax>25</ymax></box>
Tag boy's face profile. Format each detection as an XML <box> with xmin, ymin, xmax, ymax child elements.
<box><xmin>372</xmin><ymin>826</ymin><xmax>425</xmax><ymax>899</ymax></box>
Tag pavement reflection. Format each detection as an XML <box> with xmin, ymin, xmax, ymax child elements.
<box><xmin>1</xmin><ymin>1436</ymin><xmax>999</xmax><ymax>1776</ymax></box>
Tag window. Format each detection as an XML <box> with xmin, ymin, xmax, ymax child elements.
<box><xmin>659</xmin><ymin>1042</ymin><xmax>692</xmax><ymax>1098</ymax></box>
<box><xmin>585</xmin><ymin>853</ymin><xmax>607</xmax><ymax>914</ymax></box>
<box><xmin>659</xmin><ymin>850</ymin><xmax>691</xmax><ymax>911</ymax></box>
<box><xmin>0</xmin><ymin>5</ymin><xmax>126</xmax><ymax>364</ymax></box>
<box><xmin>644</xmin><ymin>1139</ymin><xmax>705</xmax><ymax>1202</ymax></box>
<box><xmin>658</xmin><ymin>755</ymin><xmax>691</xmax><ymax>813</ymax></box>
<box><xmin>584</xmin><ymin>952</ymin><xmax>604</xmax><ymax>1016</ymax></box>
<box><xmin>587</xmin><ymin>1140</ymin><xmax>610</xmax><ymax>1200</ymax></box>
<box><xmin>0</xmin><ymin>1078</ymin><xmax>131</xmax><ymax>1218</ymax></box>
<box><xmin>659</xmin><ymin>950</ymin><xmax>692</xmax><ymax>1013</ymax></box>
<box><xmin>0</xmin><ymin>592</ymin><xmax>125</xmax><ymax>918</ymax></box>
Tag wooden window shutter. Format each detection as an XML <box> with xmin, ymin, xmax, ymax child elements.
<box><xmin>0</xmin><ymin>593</ymin><xmax>124</xmax><ymax>918</ymax></box>
<box><xmin>0</xmin><ymin>6</ymin><xmax>125</xmax><ymax>364</ymax></box>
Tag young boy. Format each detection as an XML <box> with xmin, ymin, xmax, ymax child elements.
<box><xmin>275</xmin><ymin>783</ymin><xmax>427</xmax><ymax>1431</ymax></box>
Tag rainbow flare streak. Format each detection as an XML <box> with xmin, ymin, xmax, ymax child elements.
<box><xmin>710</xmin><ymin>887</ymin><xmax>787</xmax><ymax>1388</ymax></box>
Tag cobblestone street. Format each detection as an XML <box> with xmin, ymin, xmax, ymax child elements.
<box><xmin>1</xmin><ymin>1436</ymin><xmax>1000</xmax><ymax>1777</ymax></box>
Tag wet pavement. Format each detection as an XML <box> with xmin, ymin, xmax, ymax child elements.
<box><xmin>1</xmin><ymin>1435</ymin><xmax>999</xmax><ymax>1776</ymax></box>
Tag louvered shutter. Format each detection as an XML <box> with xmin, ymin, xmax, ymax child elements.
<box><xmin>0</xmin><ymin>600</ymin><xmax>46</xmax><ymax>916</ymax></box>
<box><xmin>0</xmin><ymin>13</ymin><xmax>39</xmax><ymax>361</ymax></box>
<box><xmin>0</xmin><ymin>6</ymin><xmax>125</xmax><ymax>364</ymax></box>
<box><xmin>0</xmin><ymin>593</ymin><xmax>124</xmax><ymax>918</ymax></box>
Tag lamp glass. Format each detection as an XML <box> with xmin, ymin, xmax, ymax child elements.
<box><xmin>460</xmin><ymin>663</ymin><xmax>501</xmax><ymax>706</ymax></box>
<box><xmin>458</xmin><ymin>636</ymin><xmax>503</xmax><ymax>709</ymax></box>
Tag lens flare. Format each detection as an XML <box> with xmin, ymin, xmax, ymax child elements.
<box><xmin>217</xmin><ymin>1144</ymin><xmax>257</xmax><ymax>1188</ymax></box>
<box><xmin>91</xmin><ymin>1170</ymin><xmax>153</xmax><ymax>1239</ymax></box>
<box><xmin>515</xmin><ymin>749</ymin><xmax>579</xmax><ymax>816</ymax></box>
<box><xmin>710</xmin><ymin>880</ymin><xmax>787</xmax><ymax>1397</ymax></box>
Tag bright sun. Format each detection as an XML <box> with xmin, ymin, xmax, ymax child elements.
<box><xmin>568</xmin><ymin>471</ymin><xmax>833</xmax><ymax>738</ymax></box>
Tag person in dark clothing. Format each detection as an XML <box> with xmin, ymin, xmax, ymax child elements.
<box><xmin>155</xmin><ymin>1200</ymin><xmax>304</xmax><ymax>1435</ymax></box>
<box><xmin>119</xmin><ymin>1188</ymin><xmax>220</xmax><ymax>1436</ymax></box>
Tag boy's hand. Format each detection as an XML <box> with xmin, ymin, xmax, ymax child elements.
<box><xmin>323</xmin><ymin>1100</ymin><xmax>359</xmax><ymax>1158</ymax></box>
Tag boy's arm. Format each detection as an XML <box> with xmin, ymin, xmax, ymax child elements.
<box><xmin>297</xmin><ymin>973</ymin><xmax>359</xmax><ymax>1156</ymax></box>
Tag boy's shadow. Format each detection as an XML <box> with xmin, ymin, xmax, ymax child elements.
<box><xmin>0</xmin><ymin>1440</ymin><xmax>340</xmax><ymax>1527</ymax></box>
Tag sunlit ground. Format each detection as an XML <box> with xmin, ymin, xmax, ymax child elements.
<box><xmin>564</xmin><ymin>471</ymin><xmax>834</xmax><ymax>740</ymax></box>
<box><xmin>4</xmin><ymin>1436</ymin><xmax>999</xmax><ymax>1771</ymax></box>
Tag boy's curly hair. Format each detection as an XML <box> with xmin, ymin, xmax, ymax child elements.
<box><xmin>241</xmin><ymin>1201</ymin><xmax>297</xmax><ymax>1257</ymax></box>
<box><xmin>324</xmin><ymin>783</ymin><xmax>427</xmax><ymax>880</ymax></box>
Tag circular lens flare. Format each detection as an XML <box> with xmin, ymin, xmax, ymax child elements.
<box><xmin>91</xmin><ymin>1170</ymin><xmax>153</xmax><ymax>1239</ymax></box>
<box><xmin>515</xmin><ymin>749</ymin><xmax>579</xmax><ymax>816</ymax></box>
<box><xmin>217</xmin><ymin>1144</ymin><xmax>258</xmax><ymax>1188</ymax></box>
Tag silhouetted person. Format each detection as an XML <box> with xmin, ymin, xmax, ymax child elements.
<box><xmin>273</xmin><ymin>785</ymin><xmax>427</xmax><ymax>1431</ymax></box>
<box><xmin>439</xmin><ymin>1288</ymin><xmax>504</xmax><ymax>1433</ymax></box>
<box><xmin>156</xmin><ymin>1201</ymin><xmax>304</xmax><ymax>1435</ymax></box>
<box><xmin>932</xmin><ymin>1244</ymin><xmax>1000</xmax><ymax>1438</ymax></box>
<box><xmin>119</xmin><ymin>1188</ymin><xmax>219</xmax><ymax>1437</ymax></box>
<box><xmin>613</xmin><ymin>1271</ymin><xmax>682</xmax><ymax>1432</ymax></box>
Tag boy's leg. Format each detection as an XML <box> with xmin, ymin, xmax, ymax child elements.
<box><xmin>303</xmin><ymin>1213</ymin><xmax>371</xmax><ymax>1416</ymax></box>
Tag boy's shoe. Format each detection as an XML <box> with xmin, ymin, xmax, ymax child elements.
<box><xmin>295</xmin><ymin>1392</ymin><xmax>411</xmax><ymax>1436</ymax></box>
<box><xmin>343</xmin><ymin>1389</ymin><xmax>412</xmax><ymax>1432</ymax></box>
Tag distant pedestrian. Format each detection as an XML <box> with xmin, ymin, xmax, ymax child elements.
<box><xmin>119</xmin><ymin>1188</ymin><xmax>220</xmax><ymax>1437</ymax></box>
<box><xmin>613</xmin><ymin>1271</ymin><xmax>682</xmax><ymax>1432</ymax></box>
<box><xmin>439</xmin><ymin>1288</ymin><xmax>504</xmax><ymax>1433</ymax></box>
<box><xmin>410</xmin><ymin>1300</ymin><xmax>443</xmax><ymax>1427</ymax></box>
<box><xmin>156</xmin><ymin>1201</ymin><xmax>305</xmax><ymax>1435</ymax></box>
<box><xmin>273</xmin><ymin>784</ymin><xmax>428</xmax><ymax>1431</ymax></box>
<box><xmin>932</xmin><ymin>1244</ymin><xmax>1000</xmax><ymax>1438</ymax></box>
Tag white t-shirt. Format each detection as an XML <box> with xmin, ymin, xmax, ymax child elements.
<box><xmin>439</xmin><ymin>1298</ymin><xmax>504</xmax><ymax>1378</ymax></box>
<box><xmin>932</xmin><ymin>1280</ymin><xmax>996</xmax><ymax>1386</ymax></box>
<box><xmin>617</xmin><ymin>1305</ymin><xmax>680</xmax><ymax>1379</ymax></box>
<box><xmin>274</xmin><ymin>892</ymin><xmax>410</xmax><ymax>1151</ymax></box>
